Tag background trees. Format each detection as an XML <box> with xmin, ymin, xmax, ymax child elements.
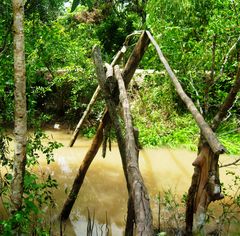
<box><xmin>0</xmin><ymin>0</ymin><xmax>239</xmax><ymax>234</ymax></box>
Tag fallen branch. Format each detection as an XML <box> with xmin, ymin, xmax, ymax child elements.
<box><xmin>60</xmin><ymin>31</ymin><xmax>150</xmax><ymax>222</ymax></box>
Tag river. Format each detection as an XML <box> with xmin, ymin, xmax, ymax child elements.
<box><xmin>6</xmin><ymin>129</ymin><xmax>240</xmax><ymax>235</ymax></box>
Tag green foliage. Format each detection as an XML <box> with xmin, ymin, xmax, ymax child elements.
<box><xmin>131</xmin><ymin>74</ymin><xmax>199</xmax><ymax>150</ymax></box>
<box><xmin>206</xmin><ymin>169</ymin><xmax>240</xmax><ymax>235</ymax></box>
<box><xmin>146</xmin><ymin>0</ymin><xmax>240</xmax><ymax>118</ymax></box>
<box><xmin>217</xmin><ymin>117</ymin><xmax>240</xmax><ymax>155</ymax></box>
<box><xmin>154</xmin><ymin>190</ymin><xmax>186</xmax><ymax>235</ymax></box>
<box><xmin>1</xmin><ymin>0</ymin><xmax>238</xmax><ymax>156</ymax></box>
<box><xmin>0</xmin><ymin>129</ymin><xmax>62</xmax><ymax>235</ymax></box>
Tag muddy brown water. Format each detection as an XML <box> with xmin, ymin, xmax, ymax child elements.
<box><xmin>3</xmin><ymin>130</ymin><xmax>239</xmax><ymax>235</ymax></box>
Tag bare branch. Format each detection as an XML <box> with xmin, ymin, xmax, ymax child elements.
<box><xmin>219</xmin><ymin>35</ymin><xmax>240</xmax><ymax>77</ymax></box>
<box><xmin>146</xmin><ymin>30</ymin><xmax>225</xmax><ymax>155</ymax></box>
<box><xmin>220</xmin><ymin>157</ymin><xmax>240</xmax><ymax>168</ymax></box>
<box><xmin>212</xmin><ymin>63</ymin><xmax>240</xmax><ymax>130</ymax></box>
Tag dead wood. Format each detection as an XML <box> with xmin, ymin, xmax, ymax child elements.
<box><xmin>69</xmin><ymin>45</ymin><xmax>126</xmax><ymax>147</ymax></box>
<box><xmin>220</xmin><ymin>157</ymin><xmax>240</xmax><ymax>168</ymax></box>
<box><xmin>146</xmin><ymin>30</ymin><xmax>225</xmax><ymax>155</ymax></box>
<box><xmin>60</xmin><ymin>110</ymin><xmax>109</xmax><ymax>221</ymax></box>
<box><xmin>115</xmin><ymin>65</ymin><xmax>153</xmax><ymax>234</ymax></box>
<box><xmin>60</xmin><ymin>31</ymin><xmax>150</xmax><ymax>223</ymax></box>
<box><xmin>186</xmin><ymin>64</ymin><xmax>240</xmax><ymax>233</ymax></box>
<box><xmin>93</xmin><ymin>46</ymin><xmax>153</xmax><ymax>235</ymax></box>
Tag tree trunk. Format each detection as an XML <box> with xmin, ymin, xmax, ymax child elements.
<box><xmin>60</xmin><ymin>31</ymin><xmax>149</xmax><ymax>222</ymax></box>
<box><xmin>10</xmin><ymin>0</ymin><xmax>27</xmax><ymax>213</ymax></box>
<box><xmin>115</xmin><ymin>65</ymin><xmax>153</xmax><ymax>235</ymax></box>
<box><xmin>186</xmin><ymin>63</ymin><xmax>240</xmax><ymax>234</ymax></box>
<box><xmin>93</xmin><ymin>46</ymin><xmax>153</xmax><ymax>235</ymax></box>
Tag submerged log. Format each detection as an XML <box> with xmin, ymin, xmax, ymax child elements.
<box><xmin>146</xmin><ymin>30</ymin><xmax>225</xmax><ymax>155</ymax></box>
<box><xmin>60</xmin><ymin>31</ymin><xmax>150</xmax><ymax>222</ymax></box>
<box><xmin>93</xmin><ymin>46</ymin><xmax>153</xmax><ymax>235</ymax></box>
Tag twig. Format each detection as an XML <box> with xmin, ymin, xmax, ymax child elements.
<box><xmin>219</xmin><ymin>36</ymin><xmax>240</xmax><ymax>77</ymax></box>
<box><xmin>124</xmin><ymin>30</ymin><xmax>143</xmax><ymax>46</ymax></box>
<box><xmin>220</xmin><ymin>157</ymin><xmax>240</xmax><ymax>168</ymax></box>
<box><xmin>189</xmin><ymin>77</ymin><xmax>203</xmax><ymax>114</ymax></box>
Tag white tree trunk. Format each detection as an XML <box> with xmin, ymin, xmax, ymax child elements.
<box><xmin>11</xmin><ymin>0</ymin><xmax>27</xmax><ymax>213</ymax></box>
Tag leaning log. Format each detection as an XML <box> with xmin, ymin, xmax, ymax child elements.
<box><xmin>69</xmin><ymin>45</ymin><xmax>127</xmax><ymax>147</ymax></box>
<box><xmin>115</xmin><ymin>65</ymin><xmax>153</xmax><ymax>235</ymax></box>
<box><xmin>69</xmin><ymin>86</ymin><xmax>101</xmax><ymax>147</ymax></box>
<box><xmin>60</xmin><ymin>31</ymin><xmax>150</xmax><ymax>221</ymax></box>
<box><xmin>60</xmin><ymin>110</ymin><xmax>109</xmax><ymax>221</ymax></box>
<box><xmin>146</xmin><ymin>30</ymin><xmax>225</xmax><ymax>155</ymax></box>
<box><xmin>93</xmin><ymin>46</ymin><xmax>153</xmax><ymax>235</ymax></box>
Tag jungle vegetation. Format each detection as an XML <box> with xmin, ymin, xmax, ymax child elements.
<box><xmin>0</xmin><ymin>0</ymin><xmax>239</xmax><ymax>235</ymax></box>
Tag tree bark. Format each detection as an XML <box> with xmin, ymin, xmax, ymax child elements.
<box><xmin>93</xmin><ymin>46</ymin><xmax>153</xmax><ymax>235</ymax></box>
<box><xmin>10</xmin><ymin>0</ymin><xmax>27</xmax><ymax>213</ymax></box>
<box><xmin>186</xmin><ymin>63</ymin><xmax>240</xmax><ymax>234</ymax></box>
<box><xmin>146</xmin><ymin>30</ymin><xmax>225</xmax><ymax>155</ymax></box>
<box><xmin>69</xmin><ymin>45</ymin><xmax>127</xmax><ymax>147</ymax></box>
<box><xmin>115</xmin><ymin>65</ymin><xmax>153</xmax><ymax>235</ymax></box>
<box><xmin>60</xmin><ymin>31</ymin><xmax>149</xmax><ymax>222</ymax></box>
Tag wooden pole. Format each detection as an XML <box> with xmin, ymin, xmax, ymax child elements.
<box><xmin>146</xmin><ymin>30</ymin><xmax>225</xmax><ymax>155</ymax></box>
<box><xmin>61</xmin><ymin>110</ymin><xmax>109</xmax><ymax>221</ymax></box>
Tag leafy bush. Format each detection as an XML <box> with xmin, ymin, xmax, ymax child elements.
<box><xmin>0</xmin><ymin>129</ymin><xmax>62</xmax><ymax>235</ymax></box>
